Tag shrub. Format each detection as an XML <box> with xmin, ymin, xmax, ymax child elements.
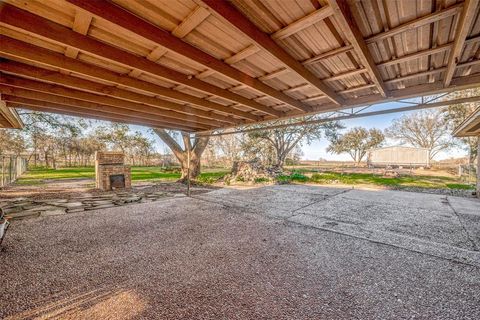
<box><xmin>276</xmin><ymin>175</ymin><xmax>291</xmax><ymax>184</ymax></box>
<box><xmin>254</xmin><ymin>177</ymin><xmax>270</xmax><ymax>184</ymax></box>
<box><xmin>289</xmin><ymin>172</ymin><xmax>309</xmax><ymax>182</ymax></box>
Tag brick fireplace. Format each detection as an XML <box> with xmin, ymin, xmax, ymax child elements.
<box><xmin>95</xmin><ymin>151</ymin><xmax>131</xmax><ymax>191</ymax></box>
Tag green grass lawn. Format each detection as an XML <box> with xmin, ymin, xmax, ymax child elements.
<box><xmin>279</xmin><ymin>171</ymin><xmax>474</xmax><ymax>190</ymax></box>
<box><xmin>13</xmin><ymin>166</ymin><xmax>473</xmax><ymax>190</ymax></box>
<box><xmin>14</xmin><ymin>166</ymin><xmax>229</xmax><ymax>185</ymax></box>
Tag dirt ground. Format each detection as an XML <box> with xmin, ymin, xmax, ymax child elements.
<box><xmin>1</xmin><ymin>185</ymin><xmax>479</xmax><ymax>319</ymax></box>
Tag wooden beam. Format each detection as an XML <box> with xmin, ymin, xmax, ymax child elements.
<box><xmin>0</xmin><ymin>85</ymin><xmax>202</xmax><ymax>130</ymax></box>
<box><xmin>224</xmin><ymin>45</ymin><xmax>260</xmax><ymax>64</ymax></box>
<box><xmin>64</xmin><ymin>10</ymin><xmax>92</xmax><ymax>59</ymax></box>
<box><xmin>378</xmin><ymin>42</ymin><xmax>452</xmax><ymax>68</ymax></box>
<box><xmin>6</xmin><ymin>99</ymin><xmax>198</xmax><ymax>131</ymax></box>
<box><xmin>0</xmin><ymin>75</ymin><xmax>217</xmax><ymax>129</ymax></box>
<box><xmin>0</xmin><ymin>97</ymin><xmax>23</xmax><ymax>128</ymax></box>
<box><xmin>201</xmin><ymin>0</ymin><xmax>344</xmax><ymax>105</ymax></box>
<box><xmin>283</xmin><ymin>83</ymin><xmax>309</xmax><ymax>94</ymax></box>
<box><xmin>271</xmin><ymin>6</ymin><xmax>334</xmax><ymax>40</ymax></box>
<box><xmin>172</xmin><ymin>6</ymin><xmax>210</xmax><ymax>38</ymax></box>
<box><xmin>258</xmin><ymin>68</ymin><xmax>289</xmax><ymax>81</ymax></box>
<box><xmin>329</xmin><ymin>0</ymin><xmax>388</xmax><ymax>97</ymax></box>
<box><xmin>324</xmin><ymin>68</ymin><xmax>367</xmax><ymax>82</ymax></box>
<box><xmin>366</xmin><ymin>3</ymin><xmax>464</xmax><ymax>44</ymax></box>
<box><xmin>3</xmin><ymin>96</ymin><xmax>200</xmax><ymax>130</ymax></box>
<box><xmin>64</xmin><ymin>1</ymin><xmax>303</xmax><ymax>114</ymax></box>
<box><xmin>0</xmin><ymin>36</ymin><xmax>259</xmax><ymax>122</ymax></box>
<box><xmin>302</xmin><ymin>45</ymin><xmax>354</xmax><ymax>65</ymax></box>
<box><xmin>0</xmin><ymin>3</ymin><xmax>283</xmax><ymax>117</ymax></box>
<box><xmin>0</xmin><ymin>60</ymin><xmax>238</xmax><ymax>125</ymax></box>
<box><xmin>444</xmin><ymin>0</ymin><xmax>478</xmax><ymax>87</ymax></box>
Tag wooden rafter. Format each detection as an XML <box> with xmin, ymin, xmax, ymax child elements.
<box><xmin>224</xmin><ymin>45</ymin><xmax>260</xmax><ymax>64</ymax></box>
<box><xmin>6</xmin><ymin>99</ymin><xmax>198</xmax><ymax>131</ymax></box>
<box><xmin>65</xmin><ymin>0</ymin><xmax>310</xmax><ymax>114</ymax></box>
<box><xmin>0</xmin><ymin>60</ymin><xmax>239</xmax><ymax>125</ymax></box>
<box><xmin>0</xmin><ymin>36</ymin><xmax>259</xmax><ymax>122</ymax></box>
<box><xmin>366</xmin><ymin>3</ymin><xmax>464</xmax><ymax>44</ymax></box>
<box><xmin>0</xmin><ymin>94</ymin><xmax>203</xmax><ymax>128</ymax></box>
<box><xmin>302</xmin><ymin>45</ymin><xmax>354</xmax><ymax>65</ymax></box>
<box><xmin>0</xmin><ymin>75</ymin><xmax>219</xmax><ymax>129</ymax></box>
<box><xmin>172</xmin><ymin>6</ymin><xmax>210</xmax><ymax>38</ymax></box>
<box><xmin>271</xmin><ymin>5</ymin><xmax>334</xmax><ymax>40</ymax></box>
<box><xmin>64</xmin><ymin>10</ymin><xmax>92</xmax><ymax>59</ymax></box>
<box><xmin>0</xmin><ymin>3</ymin><xmax>283</xmax><ymax>117</ymax></box>
<box><xmin>0</xmin><ymin>96</ymin><xmax>23</xmax><ymax>128</ymax></box>
<box><xmin>444</xmin><ymin>0</ymin><xmax>478</xmax><ymax>87</ymax></box>
<box><xmin>329</xmin><ymin>0</ymin><xmax>388</xmax><ymax>97</ymax></box>
<box><xmin>201</xmin><ymin>0</ymin><xmax>344</xmax><ymax>106</ymax></box>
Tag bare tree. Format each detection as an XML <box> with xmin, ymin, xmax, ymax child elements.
<box><xmin>386</xmin><ymin>110</ymin><xmax>453</xmax><ymax>160</ymax></box>
<box><xmin>243</xmin><ymin>118</ymin><xmax>341</xmax><ymax>168</ymax></box>
<box><xmin>327</xmin><ymin>127</ymin><xmax>384</xmax><ymax>164</ymax></box>
<box><xmin>153</xmin><ymin>129</ymin><xmax>209</xmax><ymax>181</ymax></box>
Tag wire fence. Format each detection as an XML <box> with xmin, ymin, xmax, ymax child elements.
<box><xmin>0</xmin><ymin>155</ymin><xmax>28</xmax><ymax>188</ymax></box>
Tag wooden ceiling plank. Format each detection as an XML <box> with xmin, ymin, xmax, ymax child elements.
<box><xmin>271</xmin><ymin>5</ymin><xmax>334</xmax><ymax>40</ymax></box>
<box><xmin>0</xmin><ymin>3</ymin><xmax>283</xmax><ymax>117</ymax></box>
<box><xmin>172</xmin><ymin>6</ymin><xmax>210</xmax><ymax>38</ymax></box>
<box><xmin>366</xmin><ymin>3</ymin><xmax>464</xmax><ymax>44</ymax></box>
<box><xmin>0</xmin><ymin>60</ymin><xmax>237</xmax><ymax>125</ymax></box>
<box><xmin>64</xmin><ymin>0</ymin><xmax>296</xmax><ymax>114</ymax></box>
<box><xmin>201</xmin><ymin>0</ymin><xmax>344</xmax><ymax>105</ymax></box>
<box><xmin>329</xmin><ymin>0</ymin><xmax>388</xmax><ymax>97</ymax></box>
<box><xmin>0</xmin><ymin>36</ymin><xmax>259</xmax><ymax>121</ymax></box>
<box><xmin>0</xmin><ymin>74</ymin><xmax>219</xmax><ymax>128</ymax></box>
<box><xmin>444</xmin><ymin>0</ymin><xmax>478</xmax><ymax>87</ymax></box>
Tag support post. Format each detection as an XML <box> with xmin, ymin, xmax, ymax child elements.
<box><xmin>186</xmin><ymin>135</ymin><xmax>191</xmax><ymax>197</ymax></box>
<box><xmin>477</xmin><ymin>138</ymin><xmax>480</xmax><ymax>198</ymax></box>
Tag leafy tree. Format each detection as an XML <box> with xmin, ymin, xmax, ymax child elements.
<box><xmin>242</xmin><ymin>117</ymin><xmax>342</xmax><ymax>168</ymax></box>
<box><xmin>385</xmin><ymin>110</ymin><xmax>453</xmax><ymax>160</ymax></box>
<box><xmin>153</xmin><ymin>129</ymin><xmax>209</xmax><ymax>181</ymax></box>
<box><xmin>327</xmin><ymin>127</ymin><xmax>384</xmax><ymax>164</ymax></box>
<box><xmin>442</xmin><ymin>88</ymin><xmax>479</xmax><ymax>164</ymax></box>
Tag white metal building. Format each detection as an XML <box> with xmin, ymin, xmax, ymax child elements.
<box><xmin>367</xmin><ymin>146</ymin><xmax>430</xmax><ymax>168</ymax></box>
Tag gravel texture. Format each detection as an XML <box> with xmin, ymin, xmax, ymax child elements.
<box><xmin>1</xmin><ymin>185</ymin><xmax>479</xmax><ymax>319</ymax></box>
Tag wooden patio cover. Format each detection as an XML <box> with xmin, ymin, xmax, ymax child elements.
<box><xmin>0</xmin><ymin>0</ymin><xmax>479</xmax><ymax>132</ymax></box>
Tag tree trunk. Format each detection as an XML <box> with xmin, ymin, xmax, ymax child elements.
<box><xmin>153</xmin><ymin>129</ymin><xmax>209</xmax><ymax>182</ymax></box>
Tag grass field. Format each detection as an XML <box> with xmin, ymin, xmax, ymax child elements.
<box><xmin>14</xmin><ymin>167</ymin><xmax>229</xmax><ymax>185</ymax></box>
<box><xmin>13</xmin><ymin>166</ymin><xmax>474</xmax><ymax>190</ymax></box>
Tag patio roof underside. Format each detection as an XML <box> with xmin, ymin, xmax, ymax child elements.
<box><xmin>0</xmin><ymin>0</ymin><xmax>480</xmax><ymax>132</ymax></box>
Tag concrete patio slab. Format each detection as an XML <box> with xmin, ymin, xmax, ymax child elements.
<box><xmin>0</xmin><ymin>185</ymin><xmax>479</xmax><ymax>319</ymax></box>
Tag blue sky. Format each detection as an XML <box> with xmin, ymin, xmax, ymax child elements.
<box><xmin>112</xmin><ymin>101</ymin><xmax>468</xmax><ymax>161</ymax></box>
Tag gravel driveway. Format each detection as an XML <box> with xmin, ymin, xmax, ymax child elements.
<box><xmin>1</xmin><ymin>185</ymin><xmax>479</xmax><ymax>319</ymax></box>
